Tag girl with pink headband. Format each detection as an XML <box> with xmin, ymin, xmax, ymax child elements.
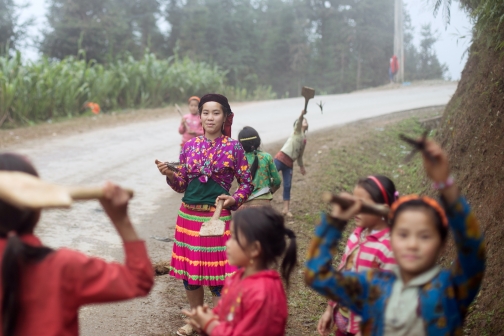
<box><xmin>317</xmin><ymin>175</ymin><xmax>398</xmax><ymax>336</ymax></box>
<box><xmin>178</xmin><ymin>96</ymin><xmax>204</xmax><ymax>147</ymax></box>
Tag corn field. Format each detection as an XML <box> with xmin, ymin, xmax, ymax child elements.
<box><xmin>0</xmin><ymin>52</ymin><xmax>276</xmax><ymax>127</ymax></box>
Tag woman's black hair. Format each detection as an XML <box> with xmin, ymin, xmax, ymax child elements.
<box><xmin>238</xmin><ymin>127</ymin><xmax>261</xmax><ymax>179</ymax></box>
<box><xmin>0</xmin><ymin>153</ymin><xmax>53</xmax><ymax>336</ymax></box>
<box><xmin>357</xmin><ymin>175</ymin><xmax>397</xmax><ymax>206</ymax></box>
<box><xmin>390</xmin><ymin>199</ymin><xmax>449</xmax><ymax>243</ymax></box>
<box><xmin>232</xmin><ymin>206</ymin><xmax>297</xmax><ymax>286</ymax></box>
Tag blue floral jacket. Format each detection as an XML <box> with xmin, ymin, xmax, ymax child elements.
<box><xmin>304</xmin><ymin>196</ymin><xmax>485</xmax><ymax>336</ymax></box>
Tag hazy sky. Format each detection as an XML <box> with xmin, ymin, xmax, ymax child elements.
<box><xmin>17</xmin><ymin>0</ymin><xmax>472</xmax><ymax>80</ymax></box>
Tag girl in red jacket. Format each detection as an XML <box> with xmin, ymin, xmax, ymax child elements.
<box><xmin>183</xmin><ymin>206</ymin><xmax>297</xmax><ymax>336</ymax></box>
<box><xmin>0</xmin><ymin>153</ymin><xmax>154</xmax><ymax>336</ymax></box>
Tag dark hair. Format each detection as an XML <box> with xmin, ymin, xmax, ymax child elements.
<box><xmin>357</xmin><ymin>175</ymin><xmax>397</xmax><ymax>206</ymax></box>
<box><xmin>198</xmin><ymin>102</ymin><xmax>231</xmax><ymax>117</ymax></box>
<box><xmin>238</xmin><ymin>127</ymin><xmax>261</xmax><ymax>179</ymax></box>
<box><xmin>232</xmin><ymin>207</ymin><xmax>297</xmax><ymax>286</ymax></box>
<box><xmin>390</xmin><ymin>199</ymin><xmax>449</xmax><ymax>242</ymax></box>
<box><xmin>0</xmin><ymin>153</ymin><xmax>53</xmax><ymax>336</ymax></box>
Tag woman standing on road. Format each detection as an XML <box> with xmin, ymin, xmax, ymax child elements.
<box><xmin>238</xmin><ymin>126</ymin><xmax>281</xmax><ymax>209</ymax></box>
<box><xmin>274</xmin><ymin>109</ymin><xmax>308</xmax><ymax>217</ymax></box>
<box><xmin>156</xmin><ymin>94</ymin><xmax>253</xmax><ymax>336</ymax></box>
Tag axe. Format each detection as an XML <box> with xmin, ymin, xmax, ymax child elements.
<box><xmin>0</xmin><ymin>171</ymin><xmax>134</xmax><ymax>209</ymax></box>
<box><xmin>322</xmin><ymin>192</ymin><xmax>389</xmax><ymax>217</ymax></box>
<box><xmin>199</xmin><ymin>199</ymin><xmax>225</xmax><ymax>237</ymax></box>
<box><xmin>301</xmin><ymin>86</ymin><xmax>315</xmax><ymax>113</ymax></box>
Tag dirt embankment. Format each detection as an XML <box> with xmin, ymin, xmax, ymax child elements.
<box><xmin>437</xmin><ymin>35</ymin><xmax>504</xmax><ymax>335</ymax></box>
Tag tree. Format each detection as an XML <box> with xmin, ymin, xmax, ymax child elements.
<box><xmin>417</xmin><ymin>24</ymin><xmax>448</xmax><ymax>79</ymax></box>
<box><xmin>0</xmin><ymin>0</ymin><xmax>32</xmax><ymax>52</ymax></box>
<box><xmin>40</xmin><ymin>0</ymin><xmax>136</xmax><ymax>62</ymax></box>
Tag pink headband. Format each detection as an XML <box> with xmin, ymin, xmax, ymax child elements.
<box><xmin>367</xmin><ymin>176</ymin><xmax>389</xmax><ymax>205</ymax></box>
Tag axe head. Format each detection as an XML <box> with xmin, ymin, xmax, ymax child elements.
<box><xmin>301</xmin><ymin>86</ymin><xmax>315</xmax><ymax>100</ymax></box>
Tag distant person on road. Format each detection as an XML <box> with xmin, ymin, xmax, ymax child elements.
<box><xmin>179</xmin><ymin>96</ymin><xmax>204</xmax><ymax>147</ymax></box>
<box><xmin>389</xmin><ymin>55</ymin><xmax>399</xmax><ymax>83</ymax></box>
<box><xmin>274</xmin><ymin>109</ymin><xmax>308</xmax><ymax>217</ymax></box>
<box><xmin>156</xmin><ymin>93</ymin><xmax>253</xmax><ymax>336</ymax></box>
<box><xmin>0</xmin><ymin>153</ymin><xmax>154</xmax><ymax>336</ymax></box>
<box><xmin>238</xmin><ymin>126</ymin><xmax>281</xmax><ymax>209</ymax></box>
<box><xmin>183</xmin><ymin>206</ymin><xmax>297</xmax><ymax>335</ymax></box>
<box><xmin>317</xmin><ymin>175</ymin><xmax>397</xmax><ymax>336</ymax></box>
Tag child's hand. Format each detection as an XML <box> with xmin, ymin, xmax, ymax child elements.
<box><xmin>99</xmin><ymin>182</ymin><xmax>139</xmax><ymax>242</ymax></box>
<box><xmin>330</xmin><ymin>193</ymin><xmax>362</xmax><ymax>221</ymax></box>
<box><xmin>300</xmin><ymin>166</ymin><xmax>306</xmax><ymax>175</ymax></box>
<box><xmin>317</xmin><ymin>305</ymin><xmax>333</xmax><ymax>335</ymax></box>
<box><xmin>183</xmin><ymin>305</ymin><xmax>218</xmax><ymax>334</ymax></box>
<box><xmin>422</xmin><ymin>140</ymin><xmax>450</xmax><ymax>183</ymax></box>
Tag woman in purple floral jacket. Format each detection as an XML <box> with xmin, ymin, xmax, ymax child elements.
<box><xmin>156</xmin><ymin>94</ymin><xmax>253</xmax><ymax>336</ymax></box>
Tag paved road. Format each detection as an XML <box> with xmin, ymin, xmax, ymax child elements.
<box><xmin>7</xmin><ymin>83</ymin><xmax>456</xmax><ymax>261</ymax></box>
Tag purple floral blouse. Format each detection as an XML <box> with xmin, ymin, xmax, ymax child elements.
<box><xmin>167</xmin><ymin>135</ymin><xmax>253</xmax><ymax>210</ymax></box>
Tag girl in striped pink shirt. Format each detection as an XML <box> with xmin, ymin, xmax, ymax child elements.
<box><xmin>317</xmin><ymin>175</ymin><xmax>397</xmax><ymax>336</ymax></box>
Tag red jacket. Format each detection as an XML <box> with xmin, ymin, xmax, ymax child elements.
<box><xmin>0</xmin><ymin>235</ymin><xmax>154</xmax><ymax>336</ymax></box>
<box><xmin>210</xmin><ymin>269</ymin><xmax>287</xmax><ymax>336</ymax></box>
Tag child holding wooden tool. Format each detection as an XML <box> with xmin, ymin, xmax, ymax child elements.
<box><xmin>156</xmin><ymin>93</ymin><xmax>253</xmax><ymax>336</ymax></box>
<box><xmin>179</xmin><ymin>96</ymin><xmax>204</xmax><ymax>146</ymax></box>
<box><xmin>317</xmin><ymin>175</ymin><xmax>397</xmax><ymax>336</ymax></box>
<box><xmin>274</xmin><ymin>109</ymin><xmax>308</xmax><ymax>217</ymax></box>
<box><xmin>305</xmin><ymin>140</ymin><xmax>486</xmax><ymax>336</ymax></box>
<box><xmin>183</xmin><ymin>206</ymin><xmax>297</xmax><ymax>335</ymax></box>
<box><xmin>0</xmin><ymin>153</ymin><xmax>153</xmax><ymax>336</ymax></box>
<box><xmin>238</xmin><ymin>126</ymin><xmax>281</xmax><ymax>209</ymax></box>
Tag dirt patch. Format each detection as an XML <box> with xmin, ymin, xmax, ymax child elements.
<box><xmin>436</xmin><ymin>34</ymin><xmax>504</xmax><ymax>336</ymax></box>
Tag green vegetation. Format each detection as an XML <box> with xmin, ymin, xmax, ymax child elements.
<box><xmin>0</xmin><ymin>0</ymin><xmax>449</xmax><ymax>127</ymax></box>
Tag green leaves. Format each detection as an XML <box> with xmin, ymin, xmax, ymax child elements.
<box><xmin>0</xmin><ymin>52</ymin><xmax>227</xmax><ymax>127</ymax></box>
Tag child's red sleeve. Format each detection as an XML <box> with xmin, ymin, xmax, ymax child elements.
<box><xmin>63</xmin><ymin>240</ymin><xmax>154</xmax><ymax>307</ymax></box>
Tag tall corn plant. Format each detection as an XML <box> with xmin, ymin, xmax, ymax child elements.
<box><xmin>0</xmin><ymin>51</ymin><xmax>228</xmax><ymax>127</ymax></box>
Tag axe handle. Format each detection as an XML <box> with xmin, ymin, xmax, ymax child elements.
<box><xmin>303</xmin><ymin>98</ymin><xmax>310</xmax><ymax>113</ymax></box>
<box><xmin>321</xmin><ymin>192</ymin><xmax>389</xmax><ymax>217</ymax></box>
<box><xmin>68</xmin><ymin>187</ymin><xmax>134</xmax><ymax>200</ymax></box>
<box><xmin>211</xmin><ymin>199</ymin><xmax>224</xmax><ymax>220</ymax></box>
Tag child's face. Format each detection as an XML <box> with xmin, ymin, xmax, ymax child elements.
<box><xmin>301</xmin><ymin>119</ymin><xmax>308</xmax><ymax>132</ymax></box>
<box><xmin>189</xmin><ymin>100</ymin><xmax>199</xmax><ymax>115</ymax></box>
<box><xmin>391</xmin><ymin>209</ymin><xmax>442</xmax><ymax>277</ymax></box>
<box><xmin>353</xmin><ymin>186</ymin><xmax>382</xmax><ymax>229</ymax></box>
<box><xmin>200</xmin><ymin>102</ymin><xmax>225</xmax><ymax>135</ymax></box>
<box><xmin>226</xmin><ymin>221</ymin><xmax>252</xmax><ymax>267</ymax></box>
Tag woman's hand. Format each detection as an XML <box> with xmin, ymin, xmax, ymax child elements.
<box><xmin>155</xmin><ymin>159</ymin><xmax>175</xmax><ymax>181</ymax></box>
<box><xmin>183</xmin><ymin>305</ymin><xmax>218</xmax><ymax>334</ymax></box>
<box><xmin>99</xmin><ymin>182</ymin><xmax>139</xmax><ymax>242</ymax></box>
<box><xmin>216</xmin><ymin>195</ymin><xmax>236</xmax><ymax>209</ymax></box>
<box><xmin>317</xmin><ymin>305</ymin><xmax>334</xmax><ymax>336</ymax></box>
<box><xmin>329</xmin><ymin>193</ymin><xmax>362</xmax><ymax>221</ymax></box>
<box><xmin>300</xmin><ymin>166</ymin><xmax>306</xmax><ymax>175</ymax></box>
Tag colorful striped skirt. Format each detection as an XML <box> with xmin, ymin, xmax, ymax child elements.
<box><xmin>169</xmin><ymin>204</ymin><xmax>236</xmax><ymax>286</ymax></box>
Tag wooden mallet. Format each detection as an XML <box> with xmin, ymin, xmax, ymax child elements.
<box><xmin>199</xmin><ymin>199</ymin><xmax>225</xmax><ymax>237</ymax></box>
<box><xmin>322</xmin><ymin>192</ymin><xmax>389</xmax><ymax>217</ymax></box>
<box><xmin>0</xmin><ymin>171</ymin><xmax>134</xmax><ymax>209</ymax></box>
<box><xmin>301</xmin><ymin>86</ymin><xmax>315</xmax><ymax>113</ymax></box>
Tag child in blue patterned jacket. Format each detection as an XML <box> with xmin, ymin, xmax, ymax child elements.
<box><xmin>305</xmin><ymin>139</ymin><xmax>485</xmax><ymax>336</ymax></box>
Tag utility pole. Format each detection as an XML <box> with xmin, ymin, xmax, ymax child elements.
<box><xmin>394</xmin><ymin>0</ymin><xmax>404</xmax><ymax>83</ymax></box>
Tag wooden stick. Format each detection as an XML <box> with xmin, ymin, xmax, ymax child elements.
<box><xmin>175</xmin><ymin>104</ymin><xmax>191</xmax><ymax>130</ymax></box>
<box><xmin>321</xmin><ymin>192</ymin><xmax>389</xmax><ymax>217</ymax></box>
